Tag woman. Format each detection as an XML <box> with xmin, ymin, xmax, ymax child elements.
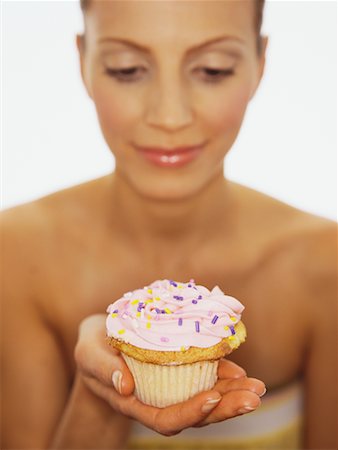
<box><xmin>1</xmin><ymin>0</ymin><xmax>336</xmax><ymax>449</ymax></box>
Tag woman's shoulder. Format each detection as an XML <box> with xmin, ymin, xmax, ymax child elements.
<box><xmin>1</xmin><ymin>177</ymin><xmax>108</xmax><ymax>286</ymax></box>
<box><xmin>234</xmin><ymin>182</ymin><xmax>336</xmax><ymax>280</ymax></box>
<box><xmin>2</xmin><ymin>176</ymin><xmax>107</xmax><ymax>233</ymax></box>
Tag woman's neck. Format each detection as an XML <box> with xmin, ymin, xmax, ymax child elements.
<box><xmin>106</xmin><ymin>170</ymin><xmax>237</xmax><ymax>256</ymax></box>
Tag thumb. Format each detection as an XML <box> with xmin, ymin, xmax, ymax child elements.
<box><xmin>75</xmin><ymin>314</ymin><xmax>135</xmax><ymax>396</ymax></box>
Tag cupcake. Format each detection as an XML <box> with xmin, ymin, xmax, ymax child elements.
<box><xmin>106</xmin><ymin>279</ymin><xmax>246</xmax><ymax>408</ymax></box>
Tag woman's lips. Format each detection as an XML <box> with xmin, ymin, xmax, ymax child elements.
<box><xmin>134</xmin><ymin>143</ymin><xmax>206</xmax><ymax>168</ymax></box>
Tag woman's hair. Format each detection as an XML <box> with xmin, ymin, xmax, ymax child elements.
<box><xmin>80</xmin><ymin>0</ymin><xmax>265</xmax><ymax>54</ymax></box>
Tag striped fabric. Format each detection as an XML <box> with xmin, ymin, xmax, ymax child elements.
<box><xmin>126</xmin><ymin>379</ymin><xmax>304</xmax><ymax>450</ymax></box>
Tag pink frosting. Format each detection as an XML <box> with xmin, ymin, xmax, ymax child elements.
<box><xmin>106</xmin><ymin>279</ymin><xmax>244</xmax><ymax>351</ymax></box>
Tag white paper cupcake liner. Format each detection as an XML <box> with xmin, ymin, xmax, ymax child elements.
<box><xmin>121</xmin><ymin>354</ymin><xmax>219</xmax><ymax>408</ymax></box>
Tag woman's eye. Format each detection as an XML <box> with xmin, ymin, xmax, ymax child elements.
<box><xmin>104</xmin><ymin>67</ymin><xmax>145</xmax><ymax>83</ymax></box>
<box><xmin>199</xmin><ymin>68</ymin><xmax>235</xmax><ymax>82</ymax></box>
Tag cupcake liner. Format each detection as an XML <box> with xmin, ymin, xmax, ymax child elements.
<box><xmin>122</xmin><ymin>353</ymin><xmax>219</xmax><ymax>408</ymax></box>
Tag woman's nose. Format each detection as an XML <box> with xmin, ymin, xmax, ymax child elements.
<box><xmin>145</xmin><ymin>73</ymin><xmax>194</xmax><ymax>131</ymax></box>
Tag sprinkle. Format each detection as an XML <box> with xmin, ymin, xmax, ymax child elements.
<box><xmin>137</xmin><ymin>302</ymin><xmax>144</xmax><ymax>312</ymax></box>
<box><xmin>174</xmin><ymin>295</ymin><xmax>184</xmax><ymax>300</ymax></box>
<box><xmin>198</xmin><ymin>295</ymin><xmax>202</xmax><ymax>300</ymax></box>
<box><xmin>187</xmin><ymin>284</ymin><xmax>192</xmax><ymax>288</ymax></box>
<box><xmin>195</xmin><ymin>321</ymin><xmax>200</xmax><ymax>332</ymax></box>
<box><xmin>110</xmin><ymin>313</ymin><xmax>117</xmax><ymax>318</ymax></box>
<box><xmin>178</xmin><ymin>284</ymin><xmax>183</xmax><ymax>289</ymax></box>
<box><xmin>180</xmin><ymin>346</ymin><xmax>186</xmax><ymax>351</ymax></box>
<box><xmin>147</xmin><ymin>289</ymin><xmax>152</xmax><ymax>294</ymax></box>
<box><xmin>211</xmin><ymin>315</ymin><xmax>219</xmax><ymax>324</ymax></box>
<box><xmin>192</xmin><ymin>299</ymin><xmax>198</xmax><ymax>304</ymax></box>
<box><xmin>228</xmin><ymin>335</ymin><xmax>236</xmax><ymax>341</ymax></box>
<box><xmin>178</xmin><ymin>318</ymin><xmax>183</xmax><ymax>326</ymax></box>
<box><xmin>230</xmin><ymin>325</ymin><xmax>236</xmax><ymax>335</ymax></box>
<box><xmin>170</xmin><ymin>280</ymin><xmax>178</xmax><ymax>287</ymax></box>
<box><xmin>224</xmin><ymin>325</ymin><xmax>229</xmax><ymax>331</ymax></box>
<box><xmin>136</xmin><ymin>312</ymin><xmax>141</xmax><ymax>317</ymax></box>
<box><xmin>160</xmin><ymin>336</ymin><xmax>169</xmax><ymax>342</ymax></box>
<box><xmin>230</xmin><ymin>317</ymin><xmax>237</xmax><ymax>322</ymax></box>
<box><xmin>155</xmin><ymin>308</ymin><xmax>161</xmax><ymax>313</ymax></box>
<box><xmin>131</xmin><ymin>300</ymin><xmax>139</xmax><ymax>305</ymax></box>
<box><xmin>164</xmin><ymin>308</ymin><xmax>172</xmax><ymax>314</ymax></box>
<box><xmin>147</xmin><ymin>314</ymin><xmax>152</xmax><ymax>320</ymax></box>
<box><xmin>118</xmin><ymin>329</ymin><xmax>125</xmax><ymax>335</ymax></box>
<box><xmin>146</xmin><ymin>322</ymin><xmax>151</xmax><ymax>329</ymax></box>
<box><xmin>155</xmin><ymin>296</ymin><xmax>161</xmax><ymax>301</ymax></box>
<box><xmin>113</xmin><ymin>309</ymin><xmax>118</xmax><ymax>313</ymax></box>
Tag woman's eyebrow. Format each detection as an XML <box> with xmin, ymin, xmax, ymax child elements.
<box><xmin>97</xmin><ymin>35</ymin><xmax>245</xmax><ymax>54</ymax></box>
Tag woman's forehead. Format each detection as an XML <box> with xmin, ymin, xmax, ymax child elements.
<box><xmin>84</xmin><ymin>0</ymin><xmax>256</xmax><ymax>47</ymax></box>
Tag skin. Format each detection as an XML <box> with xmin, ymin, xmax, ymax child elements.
<box><xmin>1</xmin><ymin>1</ymin><xmax>337</xmax><ymax>449</ymax></box>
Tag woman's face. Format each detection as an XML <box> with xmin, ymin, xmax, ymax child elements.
<box><xmin>77</xmin><ymin>0</ymin><xmax>267</xmax><ymax>200</ymax></box>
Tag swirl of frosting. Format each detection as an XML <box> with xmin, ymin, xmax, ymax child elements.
<box><xmin>106</xmin><ymin>279</ymin><xmax>244</xmax><ymax>351</ymax></box>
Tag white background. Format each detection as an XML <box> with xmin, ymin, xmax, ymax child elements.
<box><xmin>2</xmin><ymin>0</ymin><xmax>337</xmax><ymax>220</ymax></box>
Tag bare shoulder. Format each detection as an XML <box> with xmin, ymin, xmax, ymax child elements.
<box><xmin>1</xmin><ymin>176</ymin><xmax>107</xmax><ymax>302</ymax></box>
<box><xmin>233</xmin><ymin>182</ymin><xmax>337</xmax><ymax>281</ymax></box>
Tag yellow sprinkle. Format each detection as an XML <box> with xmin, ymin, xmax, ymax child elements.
<box><xmin>180</xmin><ymin>346</ymin><xmax>186</xmax><ymax>352</ymax></box>
<box><xmin>110</xmin><ymin>313</ymin><xmax>117</xmax><ymax>318</ymax></box>
<box><xmin>147</xmin><ymin>315</ymin><xmax>152</xmax><ymax>320</ymax></box>
<box><xmin>228</xmin><ymin>335</ymin><xmax>236</xmax><ymax>341</ymax></box>
<box><xmin>155</xmin><ymin>297</ymin><xmax>161</xmax><ymax>301</ymax></box>
<box><xmin>146</xmin><ymin>322</ymin><xmax>151</xmax><ymax>329</ymax></box>
<box><xmin>164</xmin><ymin>308</ymin><xmax>172</xmax><ymax>314</ymax></box>
<box><xmin>178</xmin><ymin>285</ymin><xmax>183</xmax><ymax>288</ymax></box>
<box><xmin>147</xmin><ymin>289</ymin><xmax>152</xmax><ymax>294</ymax></box>
<box><xmin>136</xmin><ymin>312</ymin><xmax>141</xmax><ymax>317</ymax></box>
<box><xmin>118</xmin><ymin>329</ymin><xmax>125</xmax><ymax>335</ymax></box>
<box><xmin>131</xmin><ymin>299</ymin><xmax>139</xmax><ymax>305</ymax></box>
<box><xmin>230</xmin><ymin>317</ymin><xmax>237</xmax><ymax>322</ymax></box>
<box><xmin>224</xmin><ymin>326</ymin><xmax>229</xmax><ymax>331</ymax></box>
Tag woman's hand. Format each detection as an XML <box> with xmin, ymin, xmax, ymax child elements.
<box><xmin>75</xmin><ymin>314</ymin><xmax>266</xmax><ymax>437</ymax></box>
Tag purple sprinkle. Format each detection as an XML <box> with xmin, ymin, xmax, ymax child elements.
<box><xmin>160</xmin><ymin>336</ymin><xmax>169</xmax><ymax>342</ymax></box>
<box><xmin>211</xmin><ymin>315</ymin><xmax>219</xmax><ymax>324</ymax></box>
<box><xmin>113</xmin><ymin>309</ymin><xmax>118</xmax><ymax>313</ymax></box>
<box><xmin>192</xmin><ymin>299</ymin><xmax>198</xmax><ymax>304</ymax></box>
<box><xmin>195</xmin><ymin>321</ymin><xmax>200</xmax><ymax>332</ymax></box>
<box><xmin>188</xmin><ymin>284</ymin><xmax>192</xmax><ymax>287</ymax></box>
<box><xmin>170</xmin><ymin>280</ymin><xmax>178</xmax><ymax>287</ymax></box>
<box><xmin>198</xmin><ymin>295</ymin><xmax>202</xmax><ymax>300</ymax></box>
<box><xmin>161</xmin><ymin>309</ymin><xmax>166</xmax><ymax>314</ymax></box>
<box><xmin>173</xmin><ymin>295</ymin><xmax>183</xmax><ymax>300</ymax></box>
<box><xmin>178</xmin><ymin>318</ymin><xmax>183</xmax><ymax>326</ymax></box>
<box><xmin>155</xmin><ymin>308</ymin><xmax>161</xmax><ymax>313</ymax></box>
<box><xmin>230</xmin><ymin>325</ymin><xmax>236</xmax><ymax>335</ymax></box>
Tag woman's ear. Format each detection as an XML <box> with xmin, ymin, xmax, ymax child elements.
<box><xmin>75</xmin><ymin>33</ymin><xmax>93</xmax><ymax>100</ymax></box>
<box><xmin>250</xmin><ymin>35</ymin><xmax>269</xmax><ymax>100</ymax></box>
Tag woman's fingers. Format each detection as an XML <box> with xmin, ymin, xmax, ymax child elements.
<box><xmin>194</xmin><ymin>389</ymin><xmax>262</xmax><ymax>427</ymax></box>
<box><xmin>118</xmin><ymin>389</ymin><xmax>224</xmax><ymax>436</ymax></box>
<box><xmin>74</xmin><ymin>314</ymin><xmax>135</xmax><ymax>396</ymax></box>
<box><xmin>217</xmin><ymin>358</ymin><xmax>247</xmax><ymax>379</ymax></box>
<box><xmin>213</xmin><ymin>376</ymin><xmax>266</xmax><ymax>398</ymax></box>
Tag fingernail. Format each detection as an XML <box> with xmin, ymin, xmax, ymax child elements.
<box><xmin>237</xmin><ymin>405</ymin><xmax>256</xmax><ymax>414</ymax></box>
<box><xmin>112</xmin><ymin>370</ymin><xmax>122</xmax><ymax>394</ymax></box>
<box><xmin>201</xmin><ymin>397</ymin><xmax>221</xmax><ymax>413</ymax></box>
<box><xmin>260</xmin><ymin>387</ymin><xmax>267</xmax><ymax>397</ymax></box>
